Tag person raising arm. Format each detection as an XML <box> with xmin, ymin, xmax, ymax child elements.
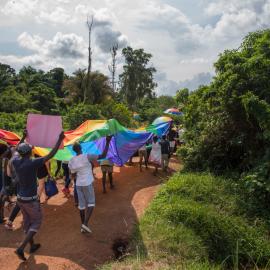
<box><xmin>12</xmin><ymin>131</ymin><xmax>65</xmax><ymax>261</ymax></box>
<box><xmin>69</xmin><ymin>136</ymin><xmax>112</xmax><ymax>233</ymax></box>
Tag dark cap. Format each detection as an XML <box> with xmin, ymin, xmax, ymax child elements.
<box><xmin>17</xmin><ymin>143</ymin><xmax>32</xmax><ymax>156</ymax></box>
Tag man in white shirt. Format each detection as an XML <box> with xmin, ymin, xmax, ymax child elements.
<box><xmin>68</xmin><ymin>136</ymin><xmax>111</xmax><ymax>233</ymax></box>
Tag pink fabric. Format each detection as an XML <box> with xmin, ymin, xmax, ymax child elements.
<box><xmin>26</xmin><ymin>114</ymin><xmax>63</xmax><ymax>148</ymax></box>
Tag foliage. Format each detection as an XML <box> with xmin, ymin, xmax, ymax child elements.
<box><xmin>0</xmin><ymin>45</ymin><xmax>162</xmax><ymax>135</ymax></box>
<box><xmin>99</xmin><ymin>173</ymin><xmax>270</xmax><ymax>269</ymax></box>
<box><xmin>64</xmin><ymin>69</ymin><xmax>113</xmax><ymax>105</ymax></box>
<box><xmin>180</xmin><ymin>29</ymin><xmax>270</xmax><ymax>178</ymax></box>
<box><xmin>119</xmin><ymin>47</ymin><xmax>157</xmax><ymax>110</ymax></box>
<box><xmin>66</xmin><ymin>103</ymin><xmax>103</xmax><ymax>129</ymax></box>
<box><xmin>101</xmin><ymin>101</ymin><xmax>133</xmax><ymax>127</ymax></box>
<box><xmin>137</xmin><ymin>95</ymin><xmax>177</xmax><ymax>123</ymax></box>
<box><xmin>175</xmin><ymin>88</ymin><xmax>189</xmax><ymax>108</ymax></box>
<box><xmin>29</xmin><ymin>84</ymin><xmax>59</xmax><ymax>114</ymax></box>
<box><xmin>0</xmin><ymin>63</ymin><xmax>16</xmax><ymax>92</ymax></box>
<box><xmin>0</xmin><ymin>87</ymin><xmax>28</xmax><ymax>113</ymax></box>
<box><xmin>0</xmin><ymin>112</ymin><xmax>26</xmax><ymax>132</ymax></box>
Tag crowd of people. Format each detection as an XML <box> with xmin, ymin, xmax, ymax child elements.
<box><xmin>0</xmin><ymin>124</ymin><xmax>184</xmax><ymax>261</ymax></box>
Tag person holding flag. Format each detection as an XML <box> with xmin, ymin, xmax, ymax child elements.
<box><xmin>12</xmin><ymin>130</ymin><xmax>65</xmax><ymax>261</ymax></box>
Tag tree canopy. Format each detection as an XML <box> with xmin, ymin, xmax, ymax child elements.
<box><xmin>179</xmin><ymin>29</ymin><xmax>270</xmax><ymax>209</ymax></box>
<box><xmin>119</xmin><ymin>47</ymin><xmax>157</xmax><ymax>110</ymax></box>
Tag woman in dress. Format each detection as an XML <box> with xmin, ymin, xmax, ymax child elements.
<box><xmin>149</xmin><ymin>136</ymin><xmax>161</xmax><ymax>176</ymax></box>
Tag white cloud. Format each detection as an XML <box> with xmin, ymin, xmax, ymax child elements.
<box><xmin>18</xmin><ymin>32</ymin><xmax>86</xmax><ymax>59</ymax></box>
<box><xmin>37</xmin><ymin>7</ymin><xmax>73</xmax><ymax>24</ymax></box>
<box><xmin>1</xmin><ymin>0</ymin><xmax>38</xmax><ymax>16</ymax></box>
<box><xmin>1</xmin><ymin>0</ymin><xmax>270</xmax><ymax>95</ymax></box>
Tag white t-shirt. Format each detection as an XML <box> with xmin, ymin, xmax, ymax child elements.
<box><xmin>68</xmin><ymin>154</ymin><xmax>97</xmax><ymax>186</ymax></box>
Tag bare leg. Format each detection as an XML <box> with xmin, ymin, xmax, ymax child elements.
<box><xmin>109</xmin><ymin>172</ymin><xmax>114</xmax><ymax>189</ymax></box>
<box><xmin>79</xmin><ymin>210</ymin><xmax>85</xmax><ymax>224</ymax></box>
<box><xmin>139</xmin><ymin>154</ymin><xmax>143</xmax><ymax>172</ymax></box>
<box><xmin>144</xmin><ymin>153</ymin><xmax>148</xmax><ymax>168</ymax></box>
<box><xmin>16</xmin><ymin>231</ymin><xmax>36</xmax><ymax>261</ymax></box>
<box><xmin>0</xmin><ymin>195</ymin><xmax>5</xmax><ymax>224</ymax></box>
<box><xmin>84</xmin><ymin>207</ymin><xmax>94</xmax><ymax>226</ymax></box>
<box><xmin>102</xmin><ymin>171</ymin><xmax>107</xmax><ymax>193</ymax></box>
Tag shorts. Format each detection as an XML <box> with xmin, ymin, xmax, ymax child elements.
<box><xmin>101</xmin><ymin>165</ymin><xmax>113</xmax><ymax>173</ymax></box>
<box><xmin>17</xmin><ymin>200</ymin><xmax>42</xmax><ymax>233</ymax></box>
<box><xmin>139</xmin><ymin>149</ymin><xmax>147</xmax><ymax>159</ymax></box>
<box><xmin>76</xmin><ymin>184</ymin><xmax>95</xmax><ymax>210</ymax></box>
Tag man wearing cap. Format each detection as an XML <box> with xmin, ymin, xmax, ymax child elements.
<box><xmin>12</xmin><ymin>130</ymin><xmax>65</xmax><ymax>261</ymax></box>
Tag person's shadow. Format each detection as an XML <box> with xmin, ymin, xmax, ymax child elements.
<box><xmin>17</xmin><ymin>255</ymin><xmax>48</xmax><ymax>270</ymax></box>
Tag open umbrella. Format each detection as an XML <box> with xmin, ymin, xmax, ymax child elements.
<box><xmin>164</xmin><ymin>108</ymin><xmax>183</xmax><ymax>116</ymax></box>
<box><xmin>133</xmin><ymin>112</ymin><xmax>141</xmax><ymax>120</ymax></box>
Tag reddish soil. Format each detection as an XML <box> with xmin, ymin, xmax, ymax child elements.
<box><xmin>0</xmin><ymin>156</ymin><xmax>180</xmax><ymax>270</ymax></box>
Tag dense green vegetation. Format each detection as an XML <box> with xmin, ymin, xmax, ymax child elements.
<box><xmin>0</xmin><ymin>46</ymin><xmax>177</xmax><ymax>132</ymax></box>
<box><xmin>100</xmin><ymin>173</ymin><xmax>270</xmax><ymax>269</ymax></box>
<box><xmin>1</xmin><ymin>28</ymin><xmax>270</xmax><ymax>269</ymax></box>
<box><xmin>180</xmin><ymin>29</ymin><xmax>270</xmax><ymax>213</ymax></box>
<box><xmin>99</xmin><ymin>29</ymin><xmax>270</xmax><ymax>269</ymax></box>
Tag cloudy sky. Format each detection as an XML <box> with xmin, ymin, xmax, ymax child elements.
<box><xmin>0</xmin><ymin>0</ymin><xmax>269</xmax><ymax>95</ymax></box>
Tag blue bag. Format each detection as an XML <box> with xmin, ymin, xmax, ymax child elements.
<box><xmin>45</xmin><ymin>177</ymin><xmax>58</xmax><ymax>198</ymax></box>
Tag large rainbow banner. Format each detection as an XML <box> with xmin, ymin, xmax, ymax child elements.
<box><xmin>35</xmin><ymin>117</ymin><xmax>172</xmax><ymax>166</ymax></box>
<box><xmin>1</xmin><ymin>117</ymin><xmax>172</xmax><ymax>166</ymax></box>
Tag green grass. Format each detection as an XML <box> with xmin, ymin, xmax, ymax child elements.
<box><xmin>98</xmin><ymin>173</ymin><xmax>270</xmax><ymax>270</ymax></box>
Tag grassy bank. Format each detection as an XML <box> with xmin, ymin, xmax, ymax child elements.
<box><xmin>99</xmin><ymin>173</ymin><xmax>270</xmax><ymax>270</ymax></box>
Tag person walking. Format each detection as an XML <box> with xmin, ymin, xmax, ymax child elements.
<box><xmin>68</xmin><ymin>136</ymin><xmax>111</xmax><ymax>233</ymax></box>
<box><xmin>149</xmin><ymin>136</ymin><xmax>162</xmax><ymax>176</ymax></box>
<box><xmin>138</xmin><ymin>144</ymin><xmax>148</xmax><ymax>172</ymax></box>
<box><xmin>5</xmin><ymin>148</ymin><xmax>21</xmax><ymax>230</ymax></box>
<box><xmin>0</xmin><ymin>146</ymin><xmax>12</xmax><ymax>224</ymax></box>
<box><xmin>61</xmin><ymin>161</ymin><xmax>71</xmax><ymax>195</ymax></box>
<box><xmin>159</xmin><ymin>135</ymin><xmax>170</xmax><ymax>172</ymax></box>
<box><xmin>168</xmin><ymin>127</ymin><xmax>177</xmax><ymax>155</ymax></box>
<box><xmin>100</xmin><ymin>158</ymin><xmax>114</xmax><ymax>193</ymax></box>
<box><xmin>12</xmin><ymin>131</ymin><xmax>65</xmax><ymax>261</ymax></box>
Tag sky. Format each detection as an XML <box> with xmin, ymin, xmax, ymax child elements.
<box><xmin>0</xmin><ymin>0</ymin><xmax>270</xmax><ymax>95</ymax></box>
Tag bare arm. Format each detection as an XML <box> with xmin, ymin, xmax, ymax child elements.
<box><xmin>97</xmin><ymin>136</ymin><xmax>112</xmax><ymax>160</ymax></box>
<box><xmin>15</xmin><ymin>129</ymin><xmax>27</xmax><ymax>150</ymax></box>
<box><xmin>7</xmin><ymin>160</ymin><xmax>13</xmax><ymax>177</ymax></box>
<box><xmin>43</xmin><ymin>132</ymin><xmax>65</xmax><ymax>162</ymax></box>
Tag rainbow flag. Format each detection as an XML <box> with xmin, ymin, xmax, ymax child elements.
<box><xmin>0</xmin><ymin>129</ymin><xmax>20</xmax><ymax>145</ymax></box>
<box><xmin>34</xmin><ymin>117</ymin><xmax>172</xmax><ymax>166</ymax></box>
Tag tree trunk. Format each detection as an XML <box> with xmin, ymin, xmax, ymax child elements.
<box><xmin>84</xmin><ymin>15</ymin><xmax>94</xmax><ymax>104</ymax></box>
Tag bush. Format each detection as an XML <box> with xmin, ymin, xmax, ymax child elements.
<box><xmin>66</xmin><ymin>103</ymin><xmax>103</xmax><ymax>129</ymax></box>
<box><xmin>0</xmin><ymin>112</ymin><xmax>26</xmax><ymax>133</ymax></box>
<box><xmin>157</xmin><ymin>173</ymin><xmax>270</xmax><ymax>268</ymax></box>
<box><xmin>101</xmin><ymin>101</ymin><xmax>133</xmax><ymax>127</ymax></box>
<box><xmin>101</xmin><ymin>173</ymin><xmax>270</xmax><ymax>270</ymax></box>
<box><xmin>0</xmin><ymin>87</ymin><xmax>28</xmax><ymax>113</ymax></box>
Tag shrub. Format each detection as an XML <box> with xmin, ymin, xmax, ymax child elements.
<box><xmin>0</xmin><ymin>112</ymin><xmax>26</xmax><ymax>133</ymax></box>
<box><xmin>66</xmin><ymin>103</ymin><xmax>103</xmax><ymax>129</ymax></box>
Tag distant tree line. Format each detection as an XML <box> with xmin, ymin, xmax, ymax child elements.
<box><xmin>0</xmin><ymin>46</ymin><xmax>178</xmax><ymax>131</ymax></box>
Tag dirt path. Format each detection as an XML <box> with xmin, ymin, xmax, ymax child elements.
<box><xmin>0</xmin><ymin>156</ymin><xmax>180</xmax><ymax>270</ymax></box>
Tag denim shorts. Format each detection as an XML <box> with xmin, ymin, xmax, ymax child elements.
<box><xmin>76</xmin><ymin>184</ymin><xmax>95</xmax><ymax>210</ymax></box>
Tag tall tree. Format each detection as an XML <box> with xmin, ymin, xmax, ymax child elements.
<box><xmin>119</xmin><ymin>47</ymin><xmax>157</xmax><ymax>110</ymax></box>
<box><xmin>63</xmin><ymin>69</ymin><xmax>113</xmax><ymax>105</ymax></box>
<box><xmin>84</xmin><ymin>15</ymin><xmax>94</xmax><ymax>104</ymax></box>
<box><xmin>0</xmin><ymin>63</ymin><xmax>16</xmax><ymax>92</ymax></box>
<box><xmin>17</xmin><ymin>66</ymin><xmax>45</xmax><ymax>94</ymax></box>
<box><xmin>45</xmin><ymin>68</ymin><xmax>65</xmax><ymax>97</ymax></box>
<box><xmin>108</xmin><ymin>44</ymin><xmax>118</xmax><ymax>92</ymax></box>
